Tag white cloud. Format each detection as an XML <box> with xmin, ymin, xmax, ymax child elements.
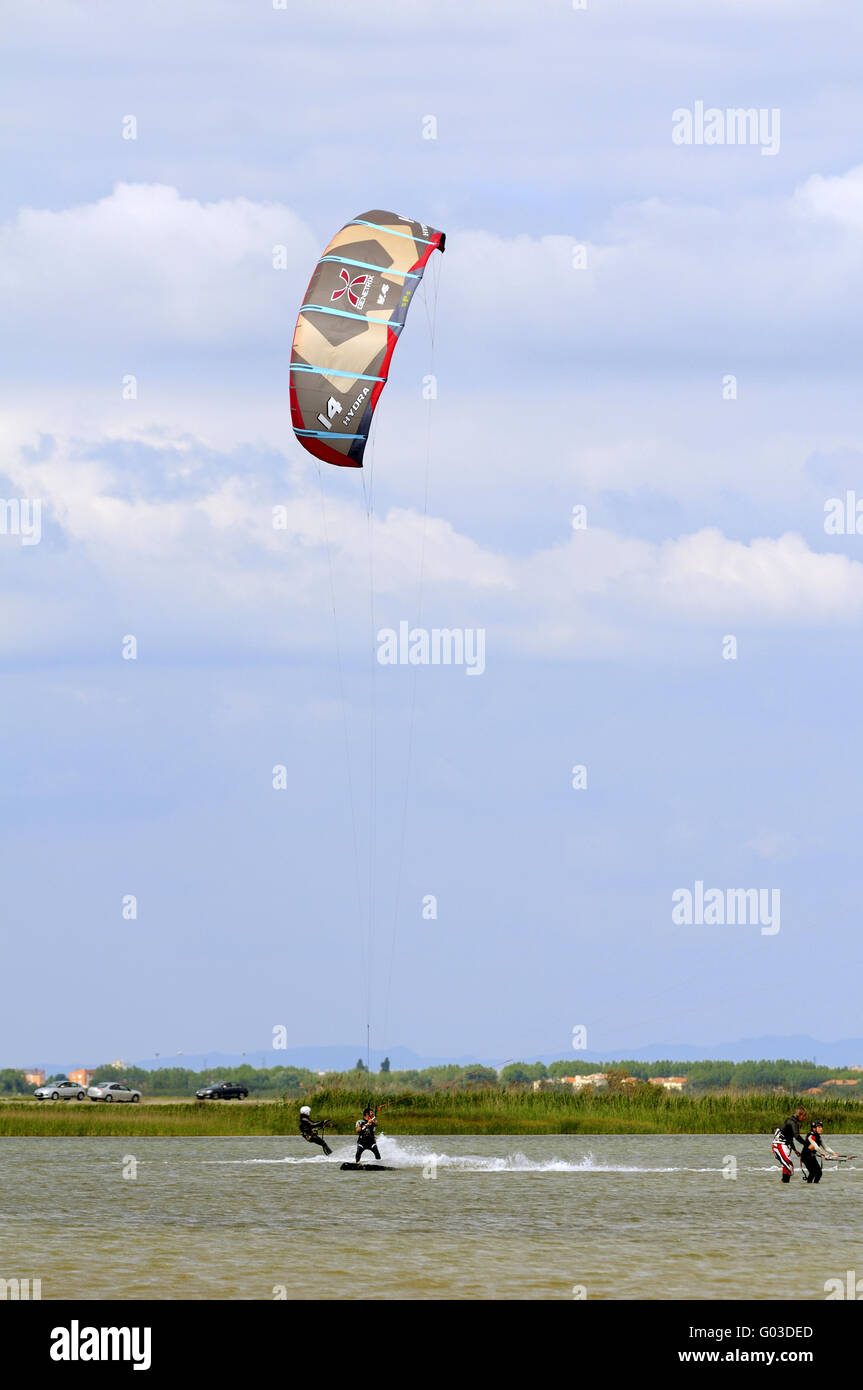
<box><xmin>4</xmin><ymin>167</ymin><xmax>863</xmax><ymax>377</ymax></box>
<box><xmin>510</xmin><ymin>527</ymin><xmax>863</xmax><ymax>656</ymax></box>
<box><xmin>6</xmin><ymin>422</ymin><xmax>863</xmax><ymax>665</ymax></box>
<box><xmin>0</xmin><ymin>183</ymin><xmax>315</xmax><ymax>348</ymax></box>
<box><xmin>652</xmin><ymin>528</ymin><xmax>863</xmax><ymax>618</ymax></box>
<box><xmin>793</xmin><ymin>164</ymin><xmax>863</xmax><ymax>230</ymax></box>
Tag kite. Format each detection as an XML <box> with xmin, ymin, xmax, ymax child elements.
<box><xmin>290</xmin><ymin>210</ymin><xmax>445</xmax><ymax>467</ymax></box>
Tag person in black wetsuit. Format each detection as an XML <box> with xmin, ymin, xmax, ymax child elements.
<box><xmin>771</xmin><ymin>1107</ymin><xmax>806</xmax><ymax>1183</ymax></box>
<box><xmin>800</xmin><ymin>1119</ymin><xmax>838</xmax><ymax>1183</ymax></box>
<box><xmin>299</xmin><ymin>1105</ymin><xmax>333</xmax><ymax>1156</ymax></box>
<box><xmin>355</xmin><ymin>1106</ymin><xmax>382</xmax><ymax>1164</ymax></box>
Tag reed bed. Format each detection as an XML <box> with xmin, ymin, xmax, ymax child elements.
<box><xmin>2</xmin><ymin>1089</ymin><xmax>862</xmax><ymax>1137</ymax></box>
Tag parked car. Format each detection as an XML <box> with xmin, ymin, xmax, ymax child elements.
<box><xmin>34</xmin><ymin>1080</ymin><xmax>87</xmax><ymax>1101</ymax></box>
<box><xmin>88</xmin><ymin>1081</ymin><xmax>141</xmax><ymax>1103</ymax></box>
<box><xmin>195</xmin><ymin>1081</ymin><xmax>249</xmax><ymax>1100</ymax></box>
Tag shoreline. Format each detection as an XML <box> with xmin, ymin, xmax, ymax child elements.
<box><xmin>3</xmin><ymin>1092</ymin><xmax>863</xmax><ymax>1138</ymax></box>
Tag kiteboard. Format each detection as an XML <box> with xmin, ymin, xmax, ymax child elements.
<box><xmin>340</xmin><ymin>1162</ymin><xmax>397</xmax><ymax>1172</ymax></box>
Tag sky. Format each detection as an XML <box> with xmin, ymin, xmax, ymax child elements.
<box><xmin>2</xmin><ymin>0</ymin><xmax>863</xmax><ymax>1069</ymax></box>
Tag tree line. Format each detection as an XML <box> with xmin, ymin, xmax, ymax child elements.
<box><xmin>1</xmin><ymin>1056</ymin><xmax>860</xmax><ymax>1097</ymax></box>
<box><xmin>499</xmin><ymin>1059</ymin><xmax>861</xmax><ymax>1091</ymax></box>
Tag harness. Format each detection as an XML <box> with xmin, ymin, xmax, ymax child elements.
<box><xmin>356</xmin><ymin>1114</ymin><xmax>379</xmax><ymax>1146</ymax></box>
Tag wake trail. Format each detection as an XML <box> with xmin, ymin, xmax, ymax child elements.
<box><xmin>200</xmin><ymin>1136</ymin><xmax>808</xmax><ymax>1174</ymax></box>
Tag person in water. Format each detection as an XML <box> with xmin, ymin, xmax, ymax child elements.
<box><xmin>299</xmin><ymin>1105</ymin><xmax>333</xmax><ymax>1156</ymax></box>
<box><xmin>772</xmin><ymin>1106</ymin><xmax>807</xmax><ymax>1183</ymax></box>
<box><xmin>355</xmin><ymin>1105</ymin><xmax>382</xmax><ymax>1164</ymax></box>
<box><xmin>800</xmin><ymin>1119</ymin><xmax>839</xmax><ymax>1183</ymax></box>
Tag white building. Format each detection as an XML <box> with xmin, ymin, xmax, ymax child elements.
<box><xmin>532</xmin><ymin>1073</ymin><xmax>609</xmax><ymax>1092</ymax></box>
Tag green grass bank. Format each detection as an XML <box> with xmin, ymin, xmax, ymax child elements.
<box><xmin>2</xmin><ymin>1089</ymin><xmax>863</xmax><ymax>1137</ymax></box>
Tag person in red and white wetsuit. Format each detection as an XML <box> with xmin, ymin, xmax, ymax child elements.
<box><xmin>772</xmin><ymin>1107</ymin><xmax>806</xmax><ymax>1183</ymax></box>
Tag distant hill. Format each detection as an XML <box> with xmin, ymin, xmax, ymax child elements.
<box><xmin>130</xmin><ymin>1045</ymin><xmax>479</xmax><ymax>1074</ymax></box>
<box><xmin>19</xmin><ymin>1035</ymin><xmax>863</xmax><ymax>1077</ymax></box>
<box><xmin>537</xmin><ymin>1036</ymin><xmax>863</xmax><ymax>1068</ymax></box>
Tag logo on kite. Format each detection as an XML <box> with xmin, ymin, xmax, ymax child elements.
<box><xmin>332</xmin><ymin>268</ymin><xmax>372</xmax><ymax>309</ymax></box>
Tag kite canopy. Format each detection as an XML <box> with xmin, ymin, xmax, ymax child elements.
<box><xmin>290</xmin><ymin>210</ymin><xmax>446</xmax><ymax>468</ymax></box>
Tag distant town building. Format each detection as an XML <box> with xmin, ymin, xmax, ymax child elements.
<box><xmin>24</xmin><ymin>1070</ymin><xmax>45</xmax><ymax>1087</ymax></box>
<box><xmin>532</xmin><ymin>1073</ymin><xmax>609</xmax><ymax>1092</ymax></box>
<box><xmin>68</xmin><ymin>1069</ymin><xmax>96</xmax><ymax>1087</ymax></box>
<box><xmin>110</xmin><ymin>1059</ymin><xmax>128</xmax><ymax>1071</ymax></box>
<box><xmin>649</xmin><ymin>1077</ymin><xmax>688</xmax><ymax>1091</ymax></box>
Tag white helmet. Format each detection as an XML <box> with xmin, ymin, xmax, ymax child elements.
<box><xmin>300</xmin><ymin>1105</ymin><xmax>311</xmax><ymax>1115</ymax></box>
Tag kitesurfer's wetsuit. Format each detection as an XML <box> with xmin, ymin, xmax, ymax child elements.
<box><xmin>300</xmin><ymin>1115</ymin><xmax>332</xmax><ymax>1156</ymax></box>
<box><xmin>772</xmin><ymin>1116</ymin><xmax>803</xmax><ymax>1183</ymax></box>
<box><xmin>800</xmin><ymin>1128</ymin><xmax>827</xmax><ymax>1184</ymax></box>
<box><xmin>355</xmin><ymin>1114</ymin><xmax>381</xmax><ymax>1164</ymax></box>
<box><xmin>800</xmin><ymin>1128</ymin><xmax>822</xmax><ymax>1184</ymax></box>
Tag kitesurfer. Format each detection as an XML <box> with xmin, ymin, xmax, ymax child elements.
<box><xmin>299</xmin><ymin>1105</ymin><xmax>333</xmax><ymax>1156</ymax></box>
<box><xmin>800</xmin><ymin>1119</ymin><xmax>838</xmax><ymax>1184</ymax></box>
<box><xmin>355</xmin><ymin>1105</ymin><xmax>382</xmax><ymax>1164</ymax></box>
<box><xmin>771</xmin><ymin>1106</ymin><xmax>806</xmax><ymax>1183</ymax></box>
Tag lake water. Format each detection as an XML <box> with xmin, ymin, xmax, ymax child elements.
<box><xmin>2</xmin><ymin>1134</ymin><xmax>859</xmax><ymax>1300</ymax></box>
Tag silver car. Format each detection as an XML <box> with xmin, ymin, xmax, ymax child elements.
<box><xmin>87</xmin><ymin>1081</ymin><xmax>141</xmax><ymax>1103</ymax></box>
<box><xmin>34</xmin><ymin>1080</ymin><xmax>88</xmax><ymax>1101</ymax></box>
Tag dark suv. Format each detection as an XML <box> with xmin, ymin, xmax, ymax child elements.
<box><xmin>195</xmin><ymin>1081</ymin><xmax>249</xmax><ymax>1100</ymax></box>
